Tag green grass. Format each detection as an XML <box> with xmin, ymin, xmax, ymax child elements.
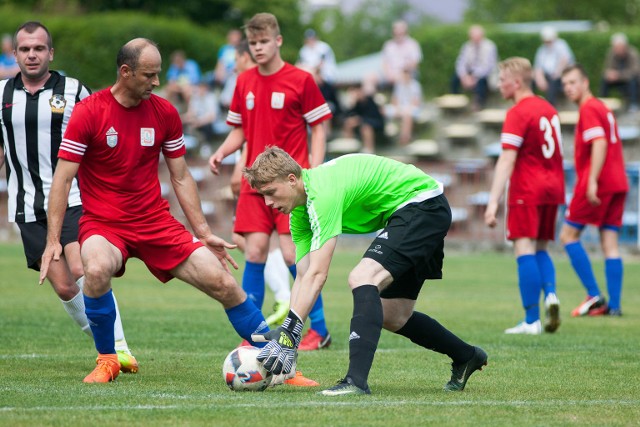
<box><xmin>1</xmin><ymin>241</ymin><xmax>639</xmax><ymax>426</ymax></box>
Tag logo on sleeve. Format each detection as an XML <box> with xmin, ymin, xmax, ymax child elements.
<box><xmin>246</xmin><ymin>91</ymin><xmax>255</xmax><ymax>110</ymax></box>
<box><xmin>141</xmin><ymin>128</ymin><xmax>155</xmax><ymax>146</ymax></box>
<box><xmin>49</xmin><ymin>94</ymin><xmax>66</xmax><ymax>114</ymax></box>
<box><xmin>106</xmin><ymin>127</ymin><xmax>118</xmax><ymax>148</ymax></box>
<box><xmin>271</xmin><ymin>92</ymin><xmax>284</xmax><ymax>109</ymax></box>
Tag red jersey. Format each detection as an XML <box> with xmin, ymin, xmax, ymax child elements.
<box><xmin>59</xmin><ymin>89</ymin><xmax>185</xmax><ymax>222</ymax></box>
<box><xmin>227</xmin><ymin>63</ymin><xmax>331</xmax><ymax>193</ymax></box>
<box><xmin>574</xmin><ymin>97</ymin><xmax>629</xmax><ymax>195</ymax></box>
<box><xmin>501</xmin><ymin>96</ymin><xmax>565</xmax><ymax>206</ymax></box>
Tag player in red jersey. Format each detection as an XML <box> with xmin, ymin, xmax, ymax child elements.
<box><xmin>485</xmin><ymin>57</ymin><xmax>565</xmax><ymax>335</ymax></box>
<box><xmin>560</xmin><ymin>64</ymin><xmax>629</xmax><ymax>317</ymax></box>
<box><xmin>209</xmin><ymin>13</ymin><xmax>333</xmax><ymax>352</ymax></box>
<box><xmin>39</xmin><ymin>38</ymin><xmax>273</xmax><ymax>384</ymax></box>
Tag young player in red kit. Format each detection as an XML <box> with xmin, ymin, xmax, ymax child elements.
<box><xmin>560</xmin><ymin>64</ymin><xmax>629</xmax><ymax>317</ymax></box>
<box><xmin>209</xmin><ymin>13</ymin><xmax>333</xmax><ymax>355</ymax></box>
<box><xmin>485</xmin><ymin>57</ymin><xmax>565</xmax><ymax>335</ymax></box>
<box><xmin>40</xmin><ymin>38</ymin><xmax>273</xmax><ymax>383</ymax></box>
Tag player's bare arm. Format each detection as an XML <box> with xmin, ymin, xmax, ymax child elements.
<box><xmin>208</xmin><ymin>126</ymin><xmax>246</xmax><ymax>175</ymax></box>
<box><xmin>289</xmin><ymin>237</ymin><xmax>337</xmax><ymax>320</ymax></box>
<box><xmin>587</xmin><ymin>138</ymin><xmax>607</xmax><ymax>206</ymax></box>
<box><xmin>165</xmin><ymin>155</ymin><xmax>238</xmax><ymax>271</ymax></box>
<box><xmin>485</xmin><ymin>149</ymin><xmax>517</xmax><ymax>227</ymax></box>
<box><xmin>40</xmin><ymin>159</ymin><xmax>80</xmax><ymax>284</ymax></box>
<box><xmin>308</xmin><ymin>123</ymin><xmax>326</xmax><ymax>168</ymax></box>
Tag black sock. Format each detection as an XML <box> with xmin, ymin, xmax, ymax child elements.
<box><xmin>346</xmin><ymin>285</ymin><xmax>382</xmax><ymax>390</ymax></box>
<box><xmin>395</xmin><ymin>311</ymin><xmax>474</xmax><ymax>364</ymax></box>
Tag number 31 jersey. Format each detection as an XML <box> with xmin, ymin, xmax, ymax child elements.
<box><xmin>500</xmin><ymin>95</ymin><xmax>565</xmax><ymax>206</ymax></box>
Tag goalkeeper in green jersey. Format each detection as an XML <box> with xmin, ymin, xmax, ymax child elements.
<box><xmin>245</xmin><ymin>147</ymin><xmax>488</xmax><ymax>396</ymax></box>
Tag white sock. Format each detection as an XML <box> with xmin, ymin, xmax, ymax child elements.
<box><xmin>264</xmin><ymin>248</ymin><xmax>291</xmax><ymax>302</ymax></box>
<box><xmin>112</xmin><ymin>291</ymin><xmax>129</xmax><ymax>353</ymax></box>
<box><xmin>60</xmin><ymin>287</ymin><xmax>92</xmax><ymax>337</ymax></box>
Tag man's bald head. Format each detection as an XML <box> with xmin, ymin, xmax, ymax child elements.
<box><xmin>116</xmin><ymin>38</ymin><xmax>159</xmax><ymax>72</ymax></box>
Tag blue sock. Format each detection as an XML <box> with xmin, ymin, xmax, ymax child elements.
<box><xmin>243</xmin><ymin>261</ymin><xmax>266</xmax><ymax>310</ymax></box>
<box><xmin>535</xmin><ymin>250</ymin><xmax>556</xmax><ymax>296</ymax></box>
<box><xmin>564</xmin><ymin>241</ymin><xmax>600</xmax><ymax>297</ymax></box>
<box><xmin>517</xmin><ymin>254</ymin><xmax>542</xmax><ymax>324</ymax></box>
<box><xmin>309</xmin><ymin>294</ymin><xmax>329</xmax><ymax>337</ymax></box>
<box><xmin>84</xmin><ymin>290</ymin><xmax>116</xmax><ymax>354</ymax></box>
<box><xmin>225</xmin><ymin>298</ymin><xmax>269</xmax><ymax>348</ymax></box>
<box><xmin>605</xmin><ymin>258</ymin><xmax>623</xmax><ymax>310</ymax></box>
<box><xmin>288</xmin><ymin>263</ymin><xmax>328</xmax><ymax>337</ymax></box>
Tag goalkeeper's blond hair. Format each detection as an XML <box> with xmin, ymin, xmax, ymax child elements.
<box><xmin>244</xmin><ymin>146</ymin><xmax>302</xmax><ymax>189</ymax></box>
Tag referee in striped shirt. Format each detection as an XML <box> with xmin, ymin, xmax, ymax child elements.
<box><xmin>0</xmin><ymin>21</ymin><xmax>137</xmax><ymax>371</ymax></box>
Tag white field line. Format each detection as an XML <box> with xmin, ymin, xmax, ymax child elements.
<box><xmin>2</xmin><ymin>399</ymin><xmax>640</xmax><ymax>412</ymax></box>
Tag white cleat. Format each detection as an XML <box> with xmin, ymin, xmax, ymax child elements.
<box><xmin>504</xmin><ymin>320</ymin><xmax>542</xmax><ymax>335</ymax></box>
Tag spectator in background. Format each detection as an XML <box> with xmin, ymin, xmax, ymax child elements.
<box><xmin>164</xmin><ymin>50</ymin><xmax>201</xmax><ymax>111</ymax></box>
<box><xmin>451</xmin><ymin>24</ymin><xmax>498</xmax><ymax>111</ymax></box>
<box><xmin>381</xmin><ymin>20</ymin><xmax>423</xmax><ymax>87</ymax></box>
<box><xmin>219</xmin><ymin>38</ymin><xmax>254</xmax><ymax>110</ymax></box>
<box><xmin>386</xmin><ymin>67</ymin><xmax>423</xmax><ymax>145</ymax></box>
<box><xmin>297</xmin><ymin>29</ymin><xmax>337</xmax><ymax>84</ymax></box>
<box><xmin>0</xmin><ymin>33</ymin><xmax>20</xmax><ymax>79</ymax></box>
<box><xmin>600</xmin><ymin>32</ymin><xmax>640</xmax><ymax>112</ymax></box>
<box><xmin>343</xmin><ymin>75</ymin><xmax>385</xmax><ymax>153</ymax></box>
<box><xmin>214</xmin><ymin>29</ymin><xmax>242</xmax><ymax>88</ymax></box>
<box><xmin>181</xmin><ymin>78</ymin><xmax>227</xmax><ymax>143</ymax></box>
<box><xmin>534</xmin><ymin>26</ymin><xmax>575</xmax><ymax>106</ymax></box>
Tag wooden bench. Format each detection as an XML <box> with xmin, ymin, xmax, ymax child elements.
<box><xmin>435</xmin><ymin>94</ymin><xmax>469</xmax><ymax>114</ymax></box>
<box><xmin>406</xmin><ymin>139</ymin><xmax>440</xmax><ymax>159</ymax></box>
<box><xmin>327</xmin><ymin>137</ymin><xmax>361</xmax><ymax>155</ymax></box>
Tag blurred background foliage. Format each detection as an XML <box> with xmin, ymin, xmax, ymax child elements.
<box><xmin>0</xmin><ymin>0</ymin><xmax>637</xmax><ymax>94</ymax></box>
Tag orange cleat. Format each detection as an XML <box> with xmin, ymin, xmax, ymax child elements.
<box><xmin>284</xmin><ymin>370</ymin><xmax>320</xmax><ymax>387</ymax></box>
<box><xmin>84</xmin><ymin>353</ymin><xmax>120</xmax><ymax>383</ymax></box>
<box><xmin>298</xmin><ymin>329</ymin><xmax>332</xmax><ymax>351</ymax></box>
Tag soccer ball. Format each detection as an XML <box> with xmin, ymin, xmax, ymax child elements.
<box><xmin>222</xmin><ymin>346</ymin><xmax>272</xmax><ymax>392</ymax></box>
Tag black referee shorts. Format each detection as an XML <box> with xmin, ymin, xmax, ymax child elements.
<box><xmin>363</xmin><ymin>194</ymin><xmax>451</xmax><ymax>300</ymax></box>
<box><xmin>17</xmin><ymin>206</ymin><xmax>82</xmax><ymax>271</ymax></box>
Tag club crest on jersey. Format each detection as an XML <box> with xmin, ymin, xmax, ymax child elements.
<box><xmin>49</xmin><ymin>94</ymin><xmax>66</xmax><ymax>114</ymax></box>
<box><xmin>141</xmin><ymin>128</ymin><xmax>155</xmax><ymax>146</ymax></box>
<box><xmin>271</xmin><ymin>92</ymin><xmax>285</xmax><ymax>109</ymax></box>
<box><xmin>106</xmin><ymin>127</ymin><xmax>118</xmax><ymax>148</ymax></box>
<box><xmin>246</xmin><ymin>92</ymin><xmax>255</xmax><ymax>110</ymax></box>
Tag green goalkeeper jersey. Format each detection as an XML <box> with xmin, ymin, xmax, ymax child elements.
<box><xmin>290</xmin><ymin>154</ymin><xmax>443</xmax><ymax>262</ymax></box>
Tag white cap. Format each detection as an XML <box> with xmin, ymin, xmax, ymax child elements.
<box><xmin>541</xmin><ymin>26</ymin><xmax>557</xmax><ymax>42</ymax></box>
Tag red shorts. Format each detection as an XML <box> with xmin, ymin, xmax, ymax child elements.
<box><xmin>506</xmin><ymin>204</ymin><xmax>559</xmax><ymax>241</ymax></box>
<box><xmin>234</xmin><ymin>191</ymin><xmax>290</xmax><ymax>235</ymax></box>
<box><xmin>566</xmin><ymin>191</ymin><xmax>627</xmax><ymax>228</ymax></box>
<box><xmin>79</xmin><ymin>209</ymin><xmax>202</xmax><ymax>283</ymax></box>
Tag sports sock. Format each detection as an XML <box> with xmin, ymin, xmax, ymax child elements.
<box><xmin>60</xmin><ymin>288</ymin><xmax>92</xmax><ymax>337</ymax></box>
<box><xmin>517</xmin><ymin>254</ymin><xmax>542</xmax><ymax>324</ymax></box>
<box><xmin>288</xmin><ymin>261</ymin><xmax>329</xmax><ymax>337</ymax></box>
<box><xmin>346</xmin><ymin>285</ymin><xmax>382</xmax><ymax>390</ymax></box>
<box><xmin>111</xmin><ymin>290</ymin><xmax>129</xmax><ymax>352</ymax></box>
<box><xmin>242</xmin><ymin>261</ymin><xmax>266</xmax><ymax>309</ymax></box>
<box><xmin>564</xmin><ymin>241</ymin><xmax>601</xmax><ymax>297</ymax></box>
<box><xmin>308</xmin><ymin>294</ymin><xmax>329</xmax><ymax>337</ymax></box>
<box><xmin>605</xmin><ymin>258</ymin><xmax>623</xmax><ymax>310</ymax></box>
<box><xmin>225</xmin><ymin>298</ymin><xmax>269</xmax><ymax>348</ymax></box>
<box><xmin>264</xmin><ymin>249</ymin><xmax>291</xmax><ymax>302</ymax></box>
<box><xmin>84</xmin><ymin>289</ymin><xmax>117</xmax><ymax>355</ymax></box>
<box><xmin>395</xmin><ymin>311</ymin><xmax>475</xmax><ymax>365</ymax></box>
<box><xmin>535</xmin><ymin>250</ymin><xmax>557</xmax><ymax>296</ymax></box>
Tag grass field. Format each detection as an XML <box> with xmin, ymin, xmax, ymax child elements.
<box><xmin>1</xmin><ymin>241</ymin><xmax>639</xmax><ymax>427</ymax></box>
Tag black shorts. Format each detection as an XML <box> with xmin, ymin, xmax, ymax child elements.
<box><xmin>17</xmin><ymin>206</ymin><xmax>82</xmax><ymax>271</ymax></box>
<box><xmin>363</xmin><ymin>194</ymin><xmax>451</xmax><ymax>300</ymax></box>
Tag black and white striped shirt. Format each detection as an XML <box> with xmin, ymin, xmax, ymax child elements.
<box><xmin>0</xmin><ymin>71</ymin><xmax>90</xmax><ymax>223</ymax></box>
